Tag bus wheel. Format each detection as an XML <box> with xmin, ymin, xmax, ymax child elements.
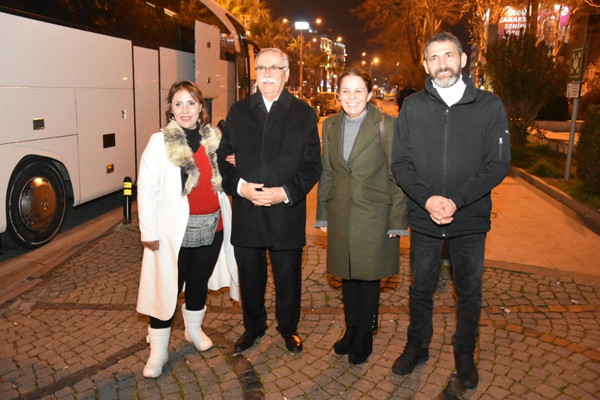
<box><xmin>6</xmin><ymin>160</ymin><xmax>67</xmax><ymax>249</ymax></box>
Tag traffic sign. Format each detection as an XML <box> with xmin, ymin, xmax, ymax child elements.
<box><xmin>569</xmin><ymin>47</ymin><xmax>584</xmax><ymax>80</ymax></box>
<box><xmin>566</xmin><ymin>82</ymin><xmax>581</xmax><ymax>99</ymax></box>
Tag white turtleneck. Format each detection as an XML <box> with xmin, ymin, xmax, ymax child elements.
<box><xmin>432</xmin><ymin>73</ymin><xmax>467</xmax><ymax>107</ymax></box>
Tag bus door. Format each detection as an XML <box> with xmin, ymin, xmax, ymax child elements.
<box><xmin>194</xmin><ymin>21</ymin><xmax>222</xmax><ymax>124</ymax></box>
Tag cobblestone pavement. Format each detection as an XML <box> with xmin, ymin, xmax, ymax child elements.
<box><xmin>1</xmin><ymin>215</ymin><xmax>599</xmax><ymax>400</ymax></box>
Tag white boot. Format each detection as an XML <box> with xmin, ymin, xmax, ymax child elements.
<box><xmin>143</xmin><ymin>326</ymin><xmax>170</xmax><ymax>378</ymax></box>
<box><xmin>182</xmin><ymin>304</ymin><xmax>213</xmax><ymax>351</ymax></box>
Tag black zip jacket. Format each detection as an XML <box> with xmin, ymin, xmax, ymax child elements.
<box><xmin>391</xmin><ymin>71</ymin><xmax>511</xmax><ymax>238</ymax></box>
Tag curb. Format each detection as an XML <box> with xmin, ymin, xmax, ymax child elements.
<box><xmin>509</xmin><ymin>166</ymin><xmax>600</xmax><ymax>237</ymax></box>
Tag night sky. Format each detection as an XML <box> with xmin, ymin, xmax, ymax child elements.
<box><xmin>262</xmin><ymin>0</ymin><xmax>376</xmax><ymax>65</ymax></box>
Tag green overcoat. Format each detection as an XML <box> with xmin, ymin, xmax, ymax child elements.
<box><xmin>316</xmin><ymin>106</ymin><xmax>408</xmax><ymax>280</ymax></box>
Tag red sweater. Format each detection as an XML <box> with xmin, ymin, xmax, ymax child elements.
<box><xmin>188</xmin><ymin>146</ymin><xmax>222</xmax><ymax>232</ymax></box>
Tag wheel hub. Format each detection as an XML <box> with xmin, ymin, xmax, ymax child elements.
<box><xmin>19</xmin><ymin>177</ymin><xmax>57</xmax><ymax>230</ymax></box>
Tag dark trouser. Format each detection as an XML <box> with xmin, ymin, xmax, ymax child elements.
<box><xmin>150</xmin><ymin>230</ymin><xmax>223</xmax><ymax>329</ymax></box>
<box><xmin>407</xmin><ymin>231</ymin><xmax>486</xmax><ymax>353</ymax></box>
<box><xmin>234</xmin><ymin>246</ymin><xmax>303</xmax><ymax>334</ymax></box>
<box><xmin>342</xmin><ymin>279</ymin><xmax>380</xmax><ymax>333</ymax></box>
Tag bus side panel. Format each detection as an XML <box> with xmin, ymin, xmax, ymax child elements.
<box><xmin>0</xmin><ymin>136</ymin><xmax>79</xmax><ymax>233</ymax></box>
<box><xmin>0</xmin><ymin>13</ymin><xmax>131</xmax><ymax>89</ymax></box>
<box><xmin>76</xmin><ymin>89</ymin><xmax>136</xmax><ymax>203</ymax></box>
<box><xmin>0</xmin><ymin>88</ymin><xmax>77</xmax><ymax>145</ymax></box>
<box><xmin>194</xmin><ymin>21</ymin><xmax>221</xmax><ymax>99</ymax></box>
<box><xmin>159</xmin><ymin>48</ymin><xmax>194</xmax><ymax>122</ymax></box>
<box><xmin>133</xmin><ymin>46</ymin><xmax>160</xmax><ymax>180</ymax></box>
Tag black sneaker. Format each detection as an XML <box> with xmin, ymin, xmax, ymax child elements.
<box><xmin>392</xmin><ymin>345</ymin><xmax>429</xmax><ymax>375</ymax></box>
<box><xmin>454</xmin><ymin>353</ymin><xmax>479</xmax><ymax>389</ymax></box>
<box><xmin>333</xmin><ymin>326</ymin><xmax>357</xmax><ymax>355</ymax></box>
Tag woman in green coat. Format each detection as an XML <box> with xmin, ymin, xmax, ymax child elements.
<box><xmin>316</xmin><ymin>67</ymin><xmax>408</xmax><ymax>364</ymax></box>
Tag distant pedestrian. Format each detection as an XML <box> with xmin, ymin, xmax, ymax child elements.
<box><xmin>396</xmin><ymin>80</ymin><xmax>416</xmax><ymax>111</ymax></box>
<box><xmin>316</xmin><ymin>67</ymin><xmax>408</xmax><ymax>364</ymax></box>
<box><xmin>137</xmin><ymin>80</ymin><xmax>238</xmax><ymax>378</ymax></box>
<box><xmin>216</xmin><ymin>48</ymin><xmax>322</xmax><ymax>354</ymax></box>
<box><xmin>390</xmin><ymin>32</ymin><xmax>511</xmax><ymax>389</ymax></box>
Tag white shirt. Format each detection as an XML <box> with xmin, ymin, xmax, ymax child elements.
<box><xmin>262</xmin><ymin>94</ymin><xmax>278</xmax><ymax>112</ymax></box>
<box><xmin>432</xmin><ymin>74</ymin><xmax>467</xmax><ymax>107</ymax></box>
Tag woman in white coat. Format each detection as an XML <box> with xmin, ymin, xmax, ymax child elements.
<box><xmin>137</xmin><ymin>80</ymin><xmax>238</xmax><ymax>378</ymax></box>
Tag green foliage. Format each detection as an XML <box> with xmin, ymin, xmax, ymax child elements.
<box><xmin>510</xmin><ymin>143</ymin><xmax>557</xmax><ymax>169</ymax></box>
<box><xmin>483</xmin><ymin>33</ymin><xmax>568</xmax><ymax>146</ymax></box>
<box><xmin>511</xmin><ymin>142</ymin><xmax>600</xmax><ymax>210</ymax></box>
<box><xmin>527</xmin><ymin>160</ymin><xmax>563</xmax><ymax>178</ymax></box>
<box><xmin>575</xmin><ymin>105</ymin><xmax>600</xmax><ymax>194</ymax></box>
<box><xmin>559</xmin><ymin>180</ymin><xmax>600</xmax><ymax>210</ymax></box>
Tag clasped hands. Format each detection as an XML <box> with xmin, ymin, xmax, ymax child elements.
<box><xmin>241</xmin><ymin>182</ymin><xmax>286</xmax><ymax>207</ymax></box>
<box><xmin>425</xmin><ymin>195</ymin><xmax>457</xmax><ymax>225</ymax></box>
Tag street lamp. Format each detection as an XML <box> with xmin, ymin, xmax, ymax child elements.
<box><xmin>294</xmin><ymin>19</ymin><xmax>321</xmax><ymax>98</ymax></box>
<box><xmin>370</xmin><ymin>57</ymin><xmax>379</xmax><ymax>77</ymax></box>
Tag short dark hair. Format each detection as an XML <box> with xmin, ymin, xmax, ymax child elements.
<box><xmin>337</xmin><ymin>67</ymin><xmax>373</xmax><ymax>93</ymax></box>
<box><xmin>424</xmin><ymin>32</ymin><xmax>463</xmax><ymax>58</ymax></box>
<box><xmin>165</xmin><ymin>80</ymin><xmax>209</xmax><ymax>126</ymax></box>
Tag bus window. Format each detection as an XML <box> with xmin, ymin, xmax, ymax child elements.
<box><xmin>0</xmin><ymin>0</ymin><xmax>85</xmax><ymax>25</ymax></box>
<box><xmin>84</xmin><ymin>0</ymin><xmax>165</xmax><ymax>47</ymax></box>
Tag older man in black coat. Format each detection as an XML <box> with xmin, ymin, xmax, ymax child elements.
<box><xmin>217</xmin><ymin>48</ymin><xmax>322</xmax><ymax>353</ymax></box>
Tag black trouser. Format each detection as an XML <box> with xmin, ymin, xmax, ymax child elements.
<box><xmin>407</xmin><ymin>231</ymin><xmax>486</xmax><ymax>353</ymax></box>
<box><xmin>342</xmin><ymin>279</ymin><xmax>381</xmax><ymax>333</ymax></box>
<box><xmin>150</xmin><ymin>230</ymin><xmax>223</xmax><ymax>329</ymax></box>
<box><xmin>234</xmin><ymin>246</ymin><xmax>303</xmax><ymax>334</ymax></box>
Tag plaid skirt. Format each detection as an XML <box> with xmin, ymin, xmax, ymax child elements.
<box><xmin>181</xmin><ymin>210</ymin><xmax>220</xmax><ymax>248</ymax></box>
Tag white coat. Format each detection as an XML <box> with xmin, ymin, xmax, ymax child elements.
<box><xmin>136</xmin><ymin>122</ymin><xmax>239</xmax><ymax>321</ymax></box>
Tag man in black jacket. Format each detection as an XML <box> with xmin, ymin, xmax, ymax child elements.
<box><xmin>396</xmin><ymin>80</ymin><xmax>416</xmax><ymax>111</ymax></box>
<box><xmin>217</xmin><ymin>48</ymin><xmax>322</xmax><ymax>354</ymax></box>
<box><xmin>391</xmin><ymin>33</ymin><xmax>510</xmax><ymax>389</ymax></box>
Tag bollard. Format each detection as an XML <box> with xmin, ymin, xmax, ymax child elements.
<box><xmin>123</xmin><ymin>176</ymin><xmax>132</xmax><ymax>223</ymax></box>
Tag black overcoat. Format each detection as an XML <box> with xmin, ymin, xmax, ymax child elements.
<box><xmin>216</xmin><ymin>89</ymin><xmax>322</xmax><ymax>250</ymax></box>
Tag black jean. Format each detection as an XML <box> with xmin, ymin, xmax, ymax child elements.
<box><xmin>150</xmin><ymin>230</ymin><xmax>223</xmax><ymax>329</ymax></box>
<box><xmin>234</xmin><ymin>246</ymin><xmax>303</xmax><ymax>334</ymax></box>
<box><xmin>342</xmin><ymin>279</ymin><xmax>380</xmax><ymax>333</ymax></box>
<box><xmin>407</xmin><ymin>231</ymin><xmax>486</xmax><ymax>353</ymax></box>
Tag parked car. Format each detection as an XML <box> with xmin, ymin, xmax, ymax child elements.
<box><xmin>309</xmin><ymin>96</ymin><xmax>327</xmax><ymax>116</ymax></box>
<box><xmin>316</xmin><ymin>92</ymin><xmax>341</xmax><ymax>114</ymax></box>
<box><xmin>373</xmin><ymin>89</ymin><xmax>384</xmax><ymax>100</ymax></box>
<box><xmin>298</xmin><ymin>97</ymin><xmax>321</xmax><ymax>119</ymax></box>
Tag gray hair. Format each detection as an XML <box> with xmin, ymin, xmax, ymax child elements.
<box><xmin>424</xmin><ymin>32</ymin><xmax>463</xmax><ymax>58</ymax></box>
<box><xmin>256</xmin><ymin>47</ymin><xmax>290</xmax><ymax>68</ymax></box>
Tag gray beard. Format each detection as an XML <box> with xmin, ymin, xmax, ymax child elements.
<box><xmin>432</xmin><ymin>73</ymin><xmax>460</xmax><ymax>88</ymax></box>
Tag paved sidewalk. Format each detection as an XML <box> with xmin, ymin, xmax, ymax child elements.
<box><xmin>1</xmin><ymin>205</ymin><xmax>599</xmax><ymax>399</ymax></box>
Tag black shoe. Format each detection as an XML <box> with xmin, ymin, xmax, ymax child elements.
<box><xmin>234</xmin><ymin>331</ymin><xmax>264</xmax><ymax>353</ymax></box>
<box><xmin>281</xmin><ymin>332</ymin><xmax>303</xmax><ymax>353</ymax></box>
<box><xmin>455</xmin><ymin>352</ymin><xmax>479</xmax><ymax>389</ymax></box>
<box><xmin>348</xmin><ymin>331</ymin><xmax>373</xmax><ymax>365</ymax></box>
<box><xmin>392</xmin><ymin>344</ymin><xmax>429</xmax><ymax>375</ymax></box>
<box><xmin>333</xmin><ymin>326</ymin><xmax>358</xmax><ymax>355</ymax></box>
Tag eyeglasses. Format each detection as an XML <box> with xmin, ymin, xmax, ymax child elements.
<box><xmin>255</xmin><ymin>66</ymin><xmax>288</xmax><ymax>73</ymax></box>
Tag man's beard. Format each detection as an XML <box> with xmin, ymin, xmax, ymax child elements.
<box><xmin>431</xmin><ymin>67</ymin><xmax>460</xmax><ymax>88</ymax></box>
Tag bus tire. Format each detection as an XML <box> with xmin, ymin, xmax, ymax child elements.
<box><xmin>6</xmin><ymin>159</ymin><xmax>67</xmax><ymax>249</ymax></box>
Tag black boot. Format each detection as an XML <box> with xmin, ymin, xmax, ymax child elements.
<box><xmin>455</xmin><ymin>352</ymin><xmax>479</xmax><ymax>389</ymax></box>
<box><xmin>333</xmin><ymin>326</ymin><xmax>357</xmax><ymax>355</ymax></box>
<box><xmin>348</xmin><ymin>331</ymin><xmax>373</xmax><ymax>365</ymax></box>
<box><xmin>392</xmin><ymin>343</ymin><xmax>429</xmax><ymax>375</ymax></box>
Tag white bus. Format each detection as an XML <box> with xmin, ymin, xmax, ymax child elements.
<box><xmin>0</xmin><ymin>0</ymin><xmax>257</xmax><ymax>249</ymax></box>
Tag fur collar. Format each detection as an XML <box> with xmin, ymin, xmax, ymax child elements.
<box><xmin>161</xmin><ymin>120</ymin><xmax>223</xmax><ymax>196</ymax></box>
